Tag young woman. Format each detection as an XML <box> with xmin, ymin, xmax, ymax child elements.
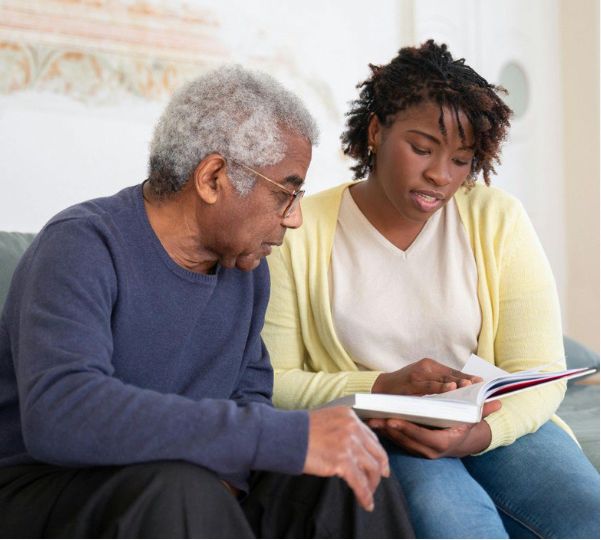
<box><xmin>263</xmin><ymin>41</ymin><xmax>600</xmax><ymax>539</ymax></box>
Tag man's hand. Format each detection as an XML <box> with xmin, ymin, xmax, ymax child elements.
<box><xmin>222</xmin><ymin>480</ymin><xmax>240</xmax><ymax>498</ymax></box>
<box><xmin>303</xmin><ymin>407</ymin><xmax>390</xmax><ymax>512</ymax></box>
<box><xmin>367</xmin><ymin>401</ymin><xmax>502</xmax><ymax>458</ymax></box>
<box><xmin>371</xmin><ymin>358</ymin><xmax>483</xmax><ymax>396</ymax></box>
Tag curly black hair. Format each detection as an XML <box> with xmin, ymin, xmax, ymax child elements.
<box><xmin>341</xmin><ymin>40</ymin><xmax>513</xmax><ymax>186</ymax></box>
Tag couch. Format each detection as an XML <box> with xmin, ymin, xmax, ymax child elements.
<box><xmin>0</xmin><ymin>230</ymin><xmax>599</xmax><ymax>471</ymax></box>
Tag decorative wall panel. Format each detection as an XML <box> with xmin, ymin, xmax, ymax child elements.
<box><xmin>0</xmin><ymin>0</ymin><xmax>229</xmax><ymax>103</ymax></box>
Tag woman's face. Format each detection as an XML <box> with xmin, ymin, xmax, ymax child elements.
<box><xmin>368</xmin><ymin>100</ymin><xmax>475</xmax><ymax>223</ymax></box>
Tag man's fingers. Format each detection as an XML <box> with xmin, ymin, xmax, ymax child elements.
<box><xmin>350</xmin><ymin>428</ymin><xmax>385</xmax><ymax>492</ymax></box>
<box><xmin>361</xmin><ymin>419</ymin><xmax>382</xmax><ymax>443</ymax></box>
<box><xmin>359</xmin><ymin>446</ymin><xmax>383</xmax><ymax>494</ymax></box>
<box><xmin>339</xmin><ymin>460</ymin><xmax>375</xmax><ymax>512</ymax></box>
<box><xmin>358</xmin><ymin>422</ymin><xmax>390</xmax><ymax>477</ymax></box>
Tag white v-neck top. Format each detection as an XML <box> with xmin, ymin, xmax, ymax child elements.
<box><xmin>329</xmin><ymin>188</ymin><xmax>481</xmax><ymax>372</ymax></box>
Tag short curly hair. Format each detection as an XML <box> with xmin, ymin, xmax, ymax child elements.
<box><xmin>148</xmin><ymin>65</ymin><xmax>319</xmax><ymax>197</ymax></box>
<box><xmin>341</xmin><ymin>40</ymin><xmax>512</xmax><ymax>186</ymax></box>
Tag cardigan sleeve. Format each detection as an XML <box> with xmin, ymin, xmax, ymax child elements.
<box><xmin>264</xmin><ymin>244</ymin><xmax>381</xmax><ymax>411</ymax></box>
<box><xmin>480</xmin><ymin>201</ymin><xmax>567</xmax><ymax>452</ymax></box>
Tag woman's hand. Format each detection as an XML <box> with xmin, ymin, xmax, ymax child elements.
<box><xmin>371</xmin><ymin>357</ymin><xmax>483</xmax><ymax>396</ymax></box>
<box><xmin>367</xmin><ymin>401</ymin><xmax>502</xmax><ymax>458</ymax></box>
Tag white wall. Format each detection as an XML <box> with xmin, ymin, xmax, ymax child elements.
<box><xmin>560</xmin><ymin>0</ymin><xmax>600</xmax><ymax>353</ymax></box>
<box><xmin>0</xmin><ymin>0</ymin><xmax>402</xmax><ymax>232</ymax></box>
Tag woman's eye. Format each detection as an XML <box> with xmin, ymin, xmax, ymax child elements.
<box><xmin>410</xmin><ymin>144</ymin><xmax>430</xmax><ymax>155</ymax></box>
<box><xmin>453</xmin><ymin>158</ymin><xmax>470</xmax><ymax>166</ymax></box>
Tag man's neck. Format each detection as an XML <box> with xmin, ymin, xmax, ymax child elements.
<box><xmin>142</xmin><ymin>182</ymin><xmax>218</xmax><ymax>274</ymax></box>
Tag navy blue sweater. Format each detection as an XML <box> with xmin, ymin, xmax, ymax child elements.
<box><xmin>0</xmin><ymin>184</ymin><xmax>309</xmax><ymax>490</ymax></box>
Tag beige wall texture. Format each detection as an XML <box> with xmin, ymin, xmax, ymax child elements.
<box><xmin>560</xmin><ymin>0</ymin><xmax>600</xmax><ymax>353</ymax></box>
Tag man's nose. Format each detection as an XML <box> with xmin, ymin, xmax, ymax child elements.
<box><xmin>282</xmin><ymin>202</ymin><xmax>303</xmax><ymax>229</ymax></box>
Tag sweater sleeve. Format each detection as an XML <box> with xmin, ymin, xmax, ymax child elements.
<box><xmin>15</xmin><ymin>220</ymin><xmax>309</xmax><ymax>483</ymax></box>
<box><xmin>479</xmin><ymin>202</ymin><xmax>567</xmax><ymax>452</ymax></box>
<box><xmin>230</xmin><ymin>261</ymin><xmax>275</xmax><ymax>408</ymax></box>
<box><xmin>264</xmin><ymin>244</ymin><xmax>381</xmax><ymax>411</ymax></box>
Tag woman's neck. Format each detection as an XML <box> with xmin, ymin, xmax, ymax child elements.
<box><xmin>349</xmin><ymin>178</ymin><xmax>427</xmax><ymax>251</ymax></box>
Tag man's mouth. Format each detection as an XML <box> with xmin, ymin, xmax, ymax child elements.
<box><xmin>261</xmin><ymin>242</ymin><xmax>281</xmax><ymax>255</ymax></box>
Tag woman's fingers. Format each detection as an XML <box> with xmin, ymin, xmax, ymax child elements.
<box><xmin>419</xmin><ymin>358</ymin><xmax>484</xmax><ymax>384</ymax></box>
<box><xmin>482</xmin><ymin>400</ymin><xmax>502</xmax><ymax>417</ymax></box>
<box><xmin>366</xmin><ymin>418</ymin><xmax>387</xmax><ymax>430</ymax></box>
<box><xmin>382</xmin><ymin>425</ymin><xmax>437</xmax><ymax>459</ymax></box>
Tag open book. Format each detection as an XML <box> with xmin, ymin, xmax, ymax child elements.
<box><xmin>318</xmin><ymin>354</ymin><xmax>596</xmax><ymax>428</ymax></box>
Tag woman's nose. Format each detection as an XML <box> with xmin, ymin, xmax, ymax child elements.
<box><xmin>424</xmin><ymin>160</ymin><xmax>452</xmax><ymax>186</ymax></box>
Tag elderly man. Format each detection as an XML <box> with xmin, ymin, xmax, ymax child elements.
<box><xmin>0</xmin><ymin>67</ymin><xmax>413</xmax><ymax>538</ymax></box>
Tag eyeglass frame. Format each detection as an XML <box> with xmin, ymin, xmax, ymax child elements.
<box><xmin>237</xmin><ymin>163</ymin><xmax>305</xmax><ymax>218</ymax></box>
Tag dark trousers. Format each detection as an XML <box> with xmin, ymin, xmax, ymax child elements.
<box><xmin>0</xmin><ymin>461</ymin><xmax>414</xmax><ymax>538</ymax></box>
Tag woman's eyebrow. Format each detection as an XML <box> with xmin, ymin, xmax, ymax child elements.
<box><xmin>407</xmin><ymin>129</ymin><xmax>441</xmax><ymax>144</ymax></box>
<box><xmin>407</xmin><ymin>129</ymin><xmax>474</xmax><ymax>151</ymax></box>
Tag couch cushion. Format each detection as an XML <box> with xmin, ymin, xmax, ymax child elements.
<box><xmin>0</xmin><ymin>231</ymin><xmax>36</xmax><ymax>313</ymax></box>
<box><xmin>560</xmin><ymin>334</ymin><xmax>600</xmax><ymax>472</ymax></box>
<box><xmin>564</xmin><ymin>336</ymin><xmax>600</xmax><ymax>383</ymax></box>
<box><xmin>557</xmin><ymin>385</ymin><xmax>600</xmax><ymax>472</ymax></box>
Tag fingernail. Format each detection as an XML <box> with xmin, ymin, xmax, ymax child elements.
<box><xmin>384</xmin><ymin>465</ymin><xmax>390</xmax><ymax>477</ymax></box>
<box><xmin>368</xmin><ymin>501</ymin><xmax>374</xmax><ymax>512</ymax></box>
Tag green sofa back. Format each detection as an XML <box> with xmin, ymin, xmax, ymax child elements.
<box><xmin>0</xmin><ymin>231</ymin><xmax>36</xmax><ymax>311</ymax></box>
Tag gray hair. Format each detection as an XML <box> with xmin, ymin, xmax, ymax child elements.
<box><xmin>148</xmin><ymin>65</ymin><xmax>320</xmax><ymax>196</ymax></box>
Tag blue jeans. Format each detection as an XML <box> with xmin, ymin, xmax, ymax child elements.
<box><xmin>383</xmin><ymin>422</ymin><xmax>600</xmax><ymax>539</ymax></box>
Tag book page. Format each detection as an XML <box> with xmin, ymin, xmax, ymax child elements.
<box><xmin>461</xmin><ymin>354</ymin><xmax>507</xmax><ymax>382</ymax></box>
<box><xmin>483</xmin><ymin>369</ymin><xmax>596</xmax><ymax>401</ymax></box>
<box><xmin>426</xmin><ymin>380</ymin><xmax>487</xmax><ymax>405</ymax></box>
<box><xmin>518</xmin><ymin>357</ymin><xmax>566</xmax><ymax>375</ymax></box>
<box><xmin>461</xmin><ymin>354</ymin><xmax>566</xmax><ymax>382</ymax></box>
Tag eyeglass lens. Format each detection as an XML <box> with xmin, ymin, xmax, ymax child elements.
<box><xmin>285</xmin><ymin>191</ymin><xmax>304</xmax><ymax>217</ymax></box>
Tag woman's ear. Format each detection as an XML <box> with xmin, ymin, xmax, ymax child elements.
<box><xmin>367</xmin><ymin>113</ymin><xmax>382</xmax><ymax>150</ymax></box>
<box><xmin>193</xmin><ymin>154</ymin><xmax>228</xmax><ymax>205</ymax></box>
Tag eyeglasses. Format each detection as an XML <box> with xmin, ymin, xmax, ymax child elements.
<box><xmin>238</xmin><ymin>163</ymin><xmax>305</xmax><ymax>218</ymax></box>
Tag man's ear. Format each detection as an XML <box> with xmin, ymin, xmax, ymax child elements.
<box><xmin>367</xmin><ymin>113</ymin><xmax>382</xmax><ymax>149</ymax></box>
<box><xmin>193</xmin><ymin>154</ymin><xmax>229</xmax><ymax>205</ymax></box>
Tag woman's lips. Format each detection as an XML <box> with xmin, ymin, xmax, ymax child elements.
<box><xmin>410</xmin><ymin>190</ymin><xmax>444</xmax><ymax>212</ymax></box>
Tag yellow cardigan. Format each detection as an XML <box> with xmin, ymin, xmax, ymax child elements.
<box><xmin>263</xmin><ymin>182</ymin><xmax>573</xmax><ymax>452</ymax></box>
